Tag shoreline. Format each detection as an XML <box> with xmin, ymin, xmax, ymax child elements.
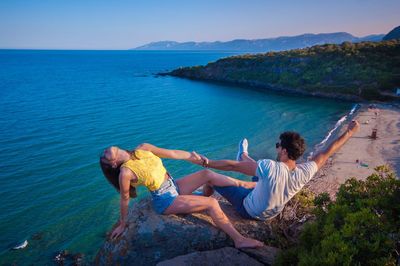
<box><xmin>306</xmin><ymin>103</ymin><xmax>400</xmax><ymax>199</ymax></box>
<box><xmin>161</xmin><ymin>73</ymin><xmax>365</xmax><ymax>102</ymax></box>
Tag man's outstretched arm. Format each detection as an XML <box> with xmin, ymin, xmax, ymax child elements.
<box><xmin>312</xmin><ymin>120</ymin><xmax>360</xmax><ymax>170</ymax></box>
<box><xmin>197</xmin><ymin>157</ymin><xmax>258</xmax><ymax>177</ymax></box>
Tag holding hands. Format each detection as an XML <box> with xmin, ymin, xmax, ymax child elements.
<box><xmin>188</xmin><ymin>151</ymin><xmax>209</xmax><ymax>167</ymax></box>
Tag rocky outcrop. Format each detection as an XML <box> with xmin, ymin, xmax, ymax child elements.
<box><xmin>156</xmin><ymin>246</ymin><xmax>281</xmax><ymax>265</ymax></box>
<box><xmin>156</xmin><ymin>247</ymin><xmax>263</xmax><ymax>266</ymax></box>
<box><xmin>94</xmin><ymin>193</ymin><xmax>310</xmax><ymax>265</ymax></box>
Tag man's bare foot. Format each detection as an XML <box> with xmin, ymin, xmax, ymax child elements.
<box><xmin>234</xmin><ymin>237</ymin><xmax>264</xmax><ymax>249</ymax></box>
<box><xmin>202</xmin><ymin>183</ymin><xmax>214</xmax><ymax>197</ymax></box>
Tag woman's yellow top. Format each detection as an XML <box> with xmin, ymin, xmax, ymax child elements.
<box><xmin>120</xmin><ymin>149</ymin><xmax>167</xmax><ymax>191</ymax></box>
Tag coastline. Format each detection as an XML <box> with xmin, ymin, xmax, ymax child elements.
<box><xmin>164</xmin><ymin>39</ymin><xmax>400</xmax><ymax>103</ymax></box>
<box><xmin>161</xmin><ymin>73</ymin><xmax>364</xmax><ymax>102</ymax></box>
<box><xmin>306</xmin><ymin>103</ymin><xmax>400</xmax><ymax>199</ymax></box>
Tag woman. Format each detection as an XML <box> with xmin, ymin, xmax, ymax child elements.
<box><xmin>99</xmin><ymin>143</ymin><xmax>263</xmax><ymax>248</ymax></box>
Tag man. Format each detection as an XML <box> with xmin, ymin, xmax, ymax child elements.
<box><xmin>198</xmin><ymin>120</ymin><xmax>360</xmax><ymax>220</ymax></box>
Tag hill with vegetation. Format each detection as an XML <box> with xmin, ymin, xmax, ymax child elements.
<box><xmin>383</xmin><ymin>26</ymin><xmax>400</xmax><ymax>41</ymax></box>
<box><xmin>276</xmin><ymin>166</ymin><xmax>400</xmax><ymax>265</ymax></box>
<box><xmin>134</xmin><ymin>32</ymin><xmax>383</xmax><ymax>52</ymax></box>
<box><xmin>168</xmin><ymin>40</ymin><xmax>400</xmax><ymax>100</ymax></box>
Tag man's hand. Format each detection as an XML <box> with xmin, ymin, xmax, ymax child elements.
<box><xmin>188</xmin><ymin>151</ymin><xmax>210</xmax><ymax>167</ymax></box>
<box><xmin>187</xmin><ymin>151</ymin><xmax>203</xmax><ymax>165</ymax></box>
<box><xmin>199</xmin><ymin>153</ymin><xmax>209</xmax><ymax>167</ymax></box>
<box><xmin>347</xmin><ymin>120</ymin><xmax>360</xmax><ymax>134</ymax></box>
<box><xmin>312</xmin><ymin>119</ymin><xmax>360</xmax><ymax>170</ymax></box>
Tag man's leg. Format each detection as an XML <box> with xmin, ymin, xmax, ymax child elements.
<box><xmin>241</xmin><ymin>153</ymin><xmax>256</xmax><ymax>163</ymax></box>
<box><xmin>213</xmin><ymin>186</ymin><xmax>254</xmax><ymax>220</ymax></box>
<box><xmin>237</xmin><ymin>139</ymin><xmax>259</xmax><ymax>182</ymax></box>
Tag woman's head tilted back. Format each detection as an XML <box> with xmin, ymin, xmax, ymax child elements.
<box><xmin>99</xmin><ymin>146</ymin><xmax>137</xmax><ymax>198</ymax></box>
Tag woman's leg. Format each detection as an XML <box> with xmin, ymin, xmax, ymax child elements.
<box><xmin>164</xmin><ymin>195</ymin><xmax>263</xmax><ymax>248</ymax></box>
<box><xmin>176</xmin><ymin>169</ymin><xmax>255</xmax><ymax>195</ymax></box>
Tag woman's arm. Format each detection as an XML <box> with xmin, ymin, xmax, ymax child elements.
<box><xmin>135</xmin><ymin>143</ymin><xmax>200</xmax><ymax>162</ymax></box>
<box><xmin>110</xmin><ymin>168</ymin><xmax>134</xmax><ymax>239</ymax></box>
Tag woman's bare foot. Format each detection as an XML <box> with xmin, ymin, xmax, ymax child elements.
<box><xmin>239</xmin><ymin>181</ymin><xmax>256</xmax><ymax>190</ymax></box>
<box><xmin>234</xmin><ymin>237</ymin><xmax>264</xmax><ymax>249</ymax></box>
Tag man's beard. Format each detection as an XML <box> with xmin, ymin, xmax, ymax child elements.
<box><xmin>276</xmin><ymin>153</ymin><xmax>281</xmax><ymax>162</ymax></box>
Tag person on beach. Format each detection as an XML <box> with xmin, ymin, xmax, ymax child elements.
<box><xmin>99</xmin><ymin>143</ymin><xmax>264</xmax><ymax>248</ymax></box>
<box><xmin>194</xmin><ymin>120</ymin><xmax>360</xmax><ymax>221</ymax></box>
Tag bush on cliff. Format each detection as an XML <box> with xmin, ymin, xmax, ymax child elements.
<box><xmin>276</xmin><ymin>165</ymin><xmax>400</xmax><ymax>266</ymax></box>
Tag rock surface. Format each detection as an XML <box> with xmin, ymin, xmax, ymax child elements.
<box><xmin>95</xmin><ymin>196</ymin><xmax>287</xmax><ymax>265</ymax></box>
<box><xmin>156</xmin><ymin>247</ymin><xmax>263</xmax><ymax>266</ymax></box>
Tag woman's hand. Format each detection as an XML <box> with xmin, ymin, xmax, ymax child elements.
<box><xmin>187</xmin><ymin>151</ymin><xmax>203</xmax><ymax>165</ymax></box>
<box><xmin>110</xmin><ymin>223</ymin><xmax>126</xmax><ymax>240</ymax></box>
<box><xmin>188</xmin><ymin>151</ymin><xmax>209</xmax><ymax>167</ymax></box>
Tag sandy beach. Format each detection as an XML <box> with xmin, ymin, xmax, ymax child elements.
<box><xmin>306</xmin><ymin>103</ymin><xmax>400</xmax><ymax>199</ymax></box>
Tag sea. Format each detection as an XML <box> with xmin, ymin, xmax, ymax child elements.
<box><xmin>0</xmin><ymin>50</ymin><xmax>353</xmax><ymax>264</ymax></box>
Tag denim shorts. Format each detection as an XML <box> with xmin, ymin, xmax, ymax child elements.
<box><xmin>150</xmin><ymin>175</ymin><xmax>180</xmax><ymax>214</ymax></box>
<box><xmin>214</xmin><ymin>186</ymin><xmax>254</xmax><ymax>220</ymax></box>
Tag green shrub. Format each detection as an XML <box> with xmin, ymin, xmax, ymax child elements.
<box><xmin>275</xmin><ymin>165</ymin><xmax>400</xmax><ymax>266</ymax></box>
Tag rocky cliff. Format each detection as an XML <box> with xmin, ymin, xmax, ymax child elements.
<box><xmin>95</xmin><ymin>191</ymin><xmax>314</xmax><ymax>265</ymax></box>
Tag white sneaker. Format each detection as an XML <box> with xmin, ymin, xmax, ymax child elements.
<box><xmin>236</xmin><ymin>138</ymin><xmax>248</xmax><ymax>161</ymax></box>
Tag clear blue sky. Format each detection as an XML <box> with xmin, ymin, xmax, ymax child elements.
<box><xmin>0</xmin><ymin>0</ymin><xmax>399</xmax><ymax>49</ymax></box>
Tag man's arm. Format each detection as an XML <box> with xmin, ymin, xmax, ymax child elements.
<box><xmin>204</xmin><ymin>159</ymin><xmax>258</xmax><ymax>177</ymax></box>
<box><xmin>312</xmin><ymin>120</ymin><xmax>360</xmax><ymax>170</ymax></box>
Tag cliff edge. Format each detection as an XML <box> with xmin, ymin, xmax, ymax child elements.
<box><xmin>94</xmin><ymin>194</ymin><xmax>314</xmax><ymax>265</ymax></box>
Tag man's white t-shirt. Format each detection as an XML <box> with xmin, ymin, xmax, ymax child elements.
<box><xmin>243</xmin><ymin>159</ymin><xmax>318</xmax><ymax>220</ymax></box>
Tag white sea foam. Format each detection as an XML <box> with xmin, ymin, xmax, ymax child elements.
<box><xmin>308</xmin><ymin>104</ymin><xmax>359</xmax><ymax>159</ymax></box>
<box><xmin>349</xmin><ymin>104</ymin><xmax>358</xmax><ymax>116</ymax></box>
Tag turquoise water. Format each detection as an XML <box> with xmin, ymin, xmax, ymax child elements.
<box><xmin>0</xmin><ymin>50</ymin><xmax>352</xmax><ymax>264</ymax></box>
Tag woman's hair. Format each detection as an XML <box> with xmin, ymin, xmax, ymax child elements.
<box><xmin>99</xmin><ymin>149</ymin><xmax>137</xmax><ymax>198</ymax></box>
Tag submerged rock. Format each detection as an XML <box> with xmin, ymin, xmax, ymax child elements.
<box><xmin>54</xmin><ymin>250</ymin><xmax>85</xmax><ymax>265</ymax></box>
<box><xmin>95</xmin><ymin>197</ymin><xmax>284</xmax><ymax>265</ymax></box>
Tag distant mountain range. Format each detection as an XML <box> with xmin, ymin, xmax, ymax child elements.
<box><xmin>383</xmin><ymin>26</ymin><xmax>400</xmax><ymax>41</ymax></box>
<box><xmin>133</xmin><ymin>32</ymin><xmax>384</xmax><ymax>52</ymax></box>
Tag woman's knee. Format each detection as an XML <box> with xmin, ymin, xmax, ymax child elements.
<box><xmin>206</xmin><ymin>197</ymin><xmax>220</xmax><ymax>210</ymax></box>
<box><xmin>199</xmin><ymin>169</ymin><xmax>215</xmax><ymax>179</ymax></box>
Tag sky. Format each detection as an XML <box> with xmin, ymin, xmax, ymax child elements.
<box><xmin>0</xmin><ymin>0</ymin><xmax>399</xmax><ymax>50</ymax></box>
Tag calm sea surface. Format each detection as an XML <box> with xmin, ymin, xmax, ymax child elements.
<box><xmin>0</xmin><ymin>50</ymin><xmax>352</xmax><ymax>264</ymax></box>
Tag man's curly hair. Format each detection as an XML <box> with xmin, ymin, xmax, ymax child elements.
<box><xmin>279</xmin><ymin>131</ymin><xmax>306</xmax><ymax>160</ymax></box>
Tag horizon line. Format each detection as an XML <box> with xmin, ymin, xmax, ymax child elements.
<box><xmin>0</xmin><ymin>30</ymin><xmax>387</xmax><ymax>51</ymax></box>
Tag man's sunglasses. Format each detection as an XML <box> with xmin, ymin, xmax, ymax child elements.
<box><xmin>276</xmin><ymin>142</ymin><xmax>281</xmax><ymax>149</ymax></box>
